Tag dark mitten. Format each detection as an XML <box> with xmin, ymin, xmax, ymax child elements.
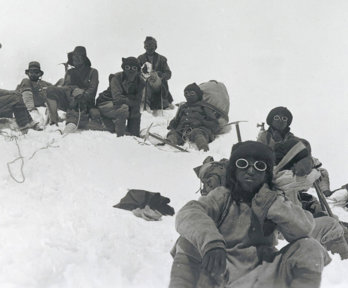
<box><xmin>202</xmin><ymin>248</ymin><xmax>226</xmax><ymax>276</ymax></box>
<box><xmin>148</xmin><ymin>193</ymin><xmax>175</xmax><ymax>216</ymax></box>
<box><xmin>292</xmin><ymin>157</ymin><xmax>313</xmax><ymax>176</ymax></box>
<box><xmin>323</xmin><ymin>190</ymin><xmax>333</xmax><ymax>197</ymax></box>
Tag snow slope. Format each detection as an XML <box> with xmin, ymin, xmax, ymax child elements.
<box><xmin>0</xmin><ymin>109</ymin><xmax>347</xmax><ymax>288</ymax></box>
<box><xmin>1</xmin><ymin>0</ymin><xmax>348</xmax><ymax>287</ymax></box>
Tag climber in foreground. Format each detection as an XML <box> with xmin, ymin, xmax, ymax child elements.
<box><xmin>170</xmin><ymin>141</ymin><xmax>330</xmax><ymax>288</ymax></box>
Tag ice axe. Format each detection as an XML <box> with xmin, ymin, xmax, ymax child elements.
<box><xmin>224</xmin><ymin>120</ymin><xmax>248</xmax><ymax>142</ymax></box>
<box><xmin>141</xmin><ymin>123</ymin><xmax>188</xmax><ymax>152</ymax></box>
<box><xmin>313</xmin><ymin>180</ymin><xmax>334</xmax><ymax>217</ymax></box>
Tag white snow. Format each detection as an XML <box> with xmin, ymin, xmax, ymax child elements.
<box><xmin>0</xmin><ymin>0</ymin><xmax>348</xmax><ymax>287</ymax></box>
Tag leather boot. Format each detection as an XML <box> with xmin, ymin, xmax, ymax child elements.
<box><xmin>113</xmin><ymin>118</ymin><xmax>127</xmax><ymax>137</ymax></box>
<box><xmin>193</xmin><ymin>133</ymin><xmax>209</xmax><ymax>151</ymax></box>
<box><xmin>326</xmin><ymin>238</ymin><xmax>348</xmax><ymax>260</ymax></box>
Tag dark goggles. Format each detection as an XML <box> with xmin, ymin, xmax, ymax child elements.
<box><xmin>273</xmin><ymin>115</ymin><xmax>288</xmax><ymax>121</ymax></box>
<box><xmin>124</xmin><ymin>65</ymin><xmax>138</xmax><ymax>71</ymax></box>
<box><xmin>184</xmin><ymin>91</ymin><xmax>197</xmax><ymax>97</ymax></box>
<box><xmin>28</xmin><ymin>69</ymin><xmax>42</xmax><ymax>75</ymax></box>
<box><xmin>235</xmin><ymin>158</ymin><xmax>267</xmax><ymax>172</ymax></box>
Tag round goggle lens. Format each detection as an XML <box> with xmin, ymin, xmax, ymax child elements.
<box><xmin>235</xmin><ymin>158</ymin><xmax>267</xmax><ymax>172</ymax></box>
<box><xmin>254</xmin><ymin>161</ymin><xmax>267</xmax><ymax>171</ymax></box>
<box><xmin>273</xmin><ymin>115</ymin><xmax>288</xmax><ymax>121</ymax></box>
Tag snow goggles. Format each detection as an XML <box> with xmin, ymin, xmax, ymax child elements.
<box><xmin>28</xmin><ymin>69</ymin><xmax>42</xmax><ymax>75</ymax></box>
<box><xmin>235</xmin><ymin>158</ymin><xmax>267</xmax><ymax>172</ymax></box>
<box><xmin>273</xmin><ymin>115</ymin><xmax>288</xmax><ymax>121</ymax></box>
<box><xmin>124</xmin><ymin>65</ymin><xmax>138</xmax><ymax>71</ymax></box>
<box><xmin>184</xmin><ymin>91</ymin><xmax>197</xmax><ymax>97</ymax></box>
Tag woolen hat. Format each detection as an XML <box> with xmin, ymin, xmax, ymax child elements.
<box><xmin>121</xmin><ymin>57</ymin><xmax>141</xmax><ymax>70</ymax></box>
<box><xmin>225</xmin><ymin>141</ymin><xmax>275</xmax><ymax>199</ymax></box>
<box><xmin>25</xmin><ymin>61</ymin><xmax>43</xmax><ymax>76</ymax></box>
<box><xmin>67</xmin><ymin>46</ymin><xmax>91</xmax><ymax>67</ymax></box>
<box><xmin>184</xmin><ymin>83</ymin><xmax>203</xmax><ymax>100</ymax></box>
<box><xmin>229</xmin><ymin>141</ymin><xmax>275</xmax><ymax>174</ymax></box>
<box><xmin>266</xmin><ymin>106</ymin><xmax>293</xmax><ymax>126</ymax></box>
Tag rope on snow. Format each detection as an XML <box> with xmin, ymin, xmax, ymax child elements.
<box><xmin>1</xmin><ymin>130</ymin><xmax>59</xmax><ymax>184</ymax></box>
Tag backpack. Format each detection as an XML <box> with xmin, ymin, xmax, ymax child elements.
<box><xmin>198</xmin><ymin>80</ymin><xmax>230</xmax><ymax>126</ymax></box>
<box><xmin>193</xmin><ymin>156</ymin><xmax>229</xmax><ymax>196</ymax></box>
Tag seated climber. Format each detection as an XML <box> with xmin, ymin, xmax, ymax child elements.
<box><xmin>166</xmin><ymin>83</ymin><xmax>220</xmax><ymax>151</ymax></box>
<box><xmin>257</xmin><ymin>106</ymin><xmax>332</xmax><ymax>197</ymax></box>
<box><xmin>0</xmin><ymin>88</ymin><xmax>42</xmax><ymax>132</ymax></box>
<box><xmin>16</xmin><ymin>61</ymin><xmax>52</xmax><ymax>127</ymax></box>
<box><xmin>272</xmin><ymin>138</ymin><xmax>348</xmax><ymax>260</ymax></box>
<box><xmin>192</xmin><ymin>139</ymin><xmax>348</xmax><ymax>261</ymax></box>
<box><xmin>96</xmin><ymin>57</ymin><xmax>145</xmax><ymax>137</ymax></box>
<box><xmin>46</xmin><ymin>46</ymin><xmax>102</xmax><ymax>134</ymax></box>
<box><xmin>170</xmin><ymin>141</ymin><xmax>330</xmax><ymax>288</ymax></box>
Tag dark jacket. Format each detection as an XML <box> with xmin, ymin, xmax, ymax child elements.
<box><xmin>97</xmin><ymin>72</ymin><xmax>145</xmax><ymax>118</ymax></box>
<box><xmin>168</xmin><ymin>102</ymin><xmax>220</xmax><ymax>134</ymax></box>
<box><xmin>138</xmin><ymin>52</ymin><xmax>173</xmax><ymax>105</ymax></box>
<box><xmin>64</xmin><ymin>66</ymin><xmax>99</xmax><ymax>110</ymax></box>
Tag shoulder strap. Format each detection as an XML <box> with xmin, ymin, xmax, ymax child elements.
<box><xmin>217</xmin><ymin>191</ymin><xmax>232</xmax><ymax>228</ymax></box>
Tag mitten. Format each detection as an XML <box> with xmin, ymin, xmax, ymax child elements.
<box><xmin>292</xmin><ymin>157</ymin><xmax>313</xmax><ymax>176</ymax></box>
<box><xmin>148</xmin><ymin>194</ymin><xmax>175</xmax><ymax>216</ymax></box>
<box><xmin>202</xmin><ymin>248</ymin><xmax>226</xmax><ymax>276</ymax></box>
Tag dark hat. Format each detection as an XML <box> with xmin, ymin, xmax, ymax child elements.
<box><xmin>67</xmin><ymin>46</ymin><xmax>91</xmax><ymax>67</ymax></box>
<box><xmin>229</xmin><ymin>141</ymin><xmax>275</xmax><ymax>172</ymax></box>
<box><xmin>266</xmin><ymin>106</ymin><xmax>293</xmax><ymax>126</ymax></box>
<box><xmin>184</xmin><ymin>83</ymin><xmax>203</xmax><ymax>100</ymax></box>
<box><xmin>144</xmin><ymin>36</ymin><xmax>157</xmax><ymax>44</ymax></box>
<box><xmin>225</xmin><ymin>141</ymin><xmax>275</xmax><ymax>201</ymax></box>
<box><xmin>121</xmin><ymin>57</ymin><xmax>141</xmax><ymax>70</ymax></box>
<box><xmin>25</xmin><ymin>61</ymin><xmax>43</xmax><ymax>76</ymax></box>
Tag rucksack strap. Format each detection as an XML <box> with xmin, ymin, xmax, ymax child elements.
<box><xmin>217</xmin><ymin>192</ymin><xmax>232</xmax><ymax>228</ymax></box>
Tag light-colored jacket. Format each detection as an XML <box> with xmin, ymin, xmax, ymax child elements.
<box><xmin>175</xmin><ymin>185</ymin><xmax>315</xmax><ymax>282</ymax></box>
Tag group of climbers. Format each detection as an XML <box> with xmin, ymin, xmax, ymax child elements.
<box><xmin>1</xmin><ymin>36</ymin><xmax>229</xmax><ymax>152</ymax></box>
<box><xmin>1</xmin><ymin>36</ymin><xmax>347</xmax><ymax>288</ymax></box>
<box><xmin>0</xmin><ymin>36</ymin><xmax>177</xmax><ymax>137</ymax></box>
<box><xmin>169</xmin><ymin>106</ymin><xmax>348</xmax><ymax>288</ymax></box>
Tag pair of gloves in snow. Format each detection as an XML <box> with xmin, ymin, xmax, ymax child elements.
<box><xmin>114</xmin><ymin>189</ymin><xmax>175</xmax><ymax>221</ymax></box>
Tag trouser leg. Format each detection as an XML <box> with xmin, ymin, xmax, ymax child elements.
<box><xmin>126</xmin><ymin>104</ymin><xmax>141</xmax><ymax>137</ymax></box>
<box><xmin>127</xmin><ymin>117</ymin><xmax>141</xmax><ymax>137</ymax></box>
<box><xmin>276</xmin><ymin>238</ymin><xmax>330</xmax><ymax>288</ymax></box>
<box><xmin>46</xmin><ymin>86</ymin><xmax>70</xmax><ymax>124</ymax></box>
<box><xmin>12</xmin><ymin>94</ymin><xmax>32</xmax><ymax>127</ymax></box>
<box><xmin>311</xmin><ymin>217</ymin><xmax>348</xmax><ymax>259</ymax></box>
<box><xmin>22</xmin><ymin>91</ymin><xmax>35</xmax><ymax>111</ymax></box>
<box><xmin>114</xmin><ymin>117</ymin><xmax>127</xmax><ymax>137</ymax></box>
<box><xmin>190</xmin><ymin>129</ymin><xmax>210</xmax><ymax>151</ymax></box>
<box><xmin>169</xmin><ymin>253</ymin><xmax>201</xmax><ymax>288</ymax></box>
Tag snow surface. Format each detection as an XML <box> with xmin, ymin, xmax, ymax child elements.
<box><xmin>1</xmin><ymin>0</ymin><xmax>348</xmax><ymax>287</ymax></box>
